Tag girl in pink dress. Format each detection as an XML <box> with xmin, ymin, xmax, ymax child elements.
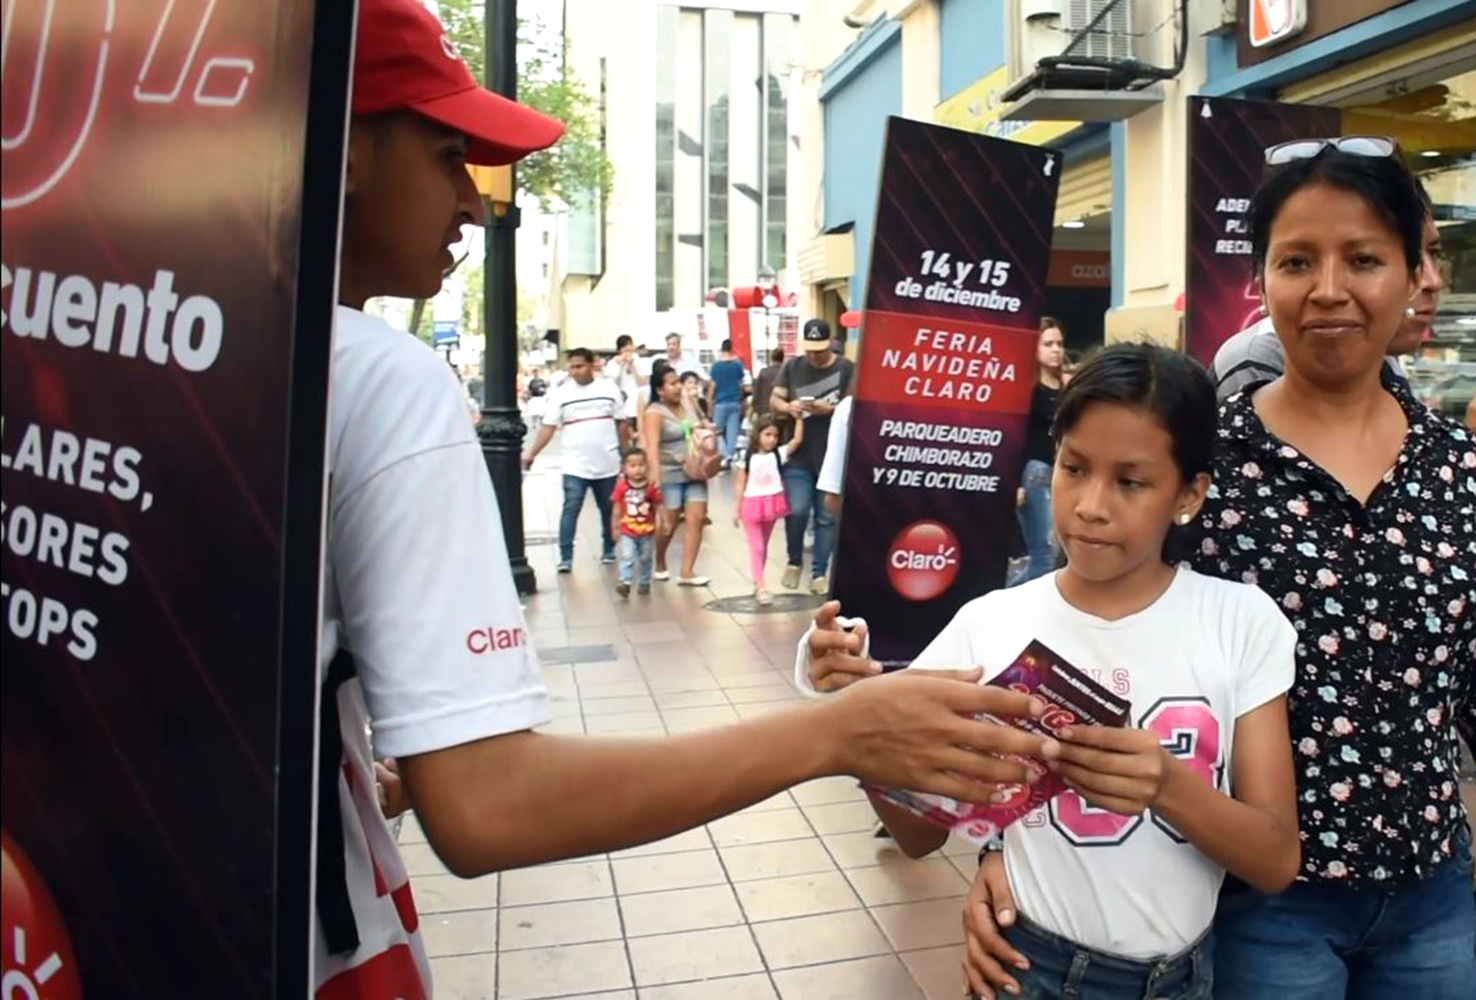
<box><xmin>733</xmin><ymin>415</ymin><xmax>804</xmax><ymax>605</ymax></box>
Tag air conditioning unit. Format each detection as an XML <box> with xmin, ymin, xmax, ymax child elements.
<box><xmin>1003</xmin><ymin>0</ymin><xmax>1166</xmax><ymax>123</ymax></box>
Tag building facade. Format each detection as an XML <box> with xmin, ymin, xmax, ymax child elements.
<box><xmin>800</xmin><ymin>0</ymin><xmax>1474</xmax><ymax>416</ymax></box>
<box><xmin>552</xmin><ymin>0</ymin><xmax>803</xmax><ymax>354</ymax></box>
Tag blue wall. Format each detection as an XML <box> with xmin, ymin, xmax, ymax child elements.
<box><xmin>939</xmin><ymin>0</ymin><xmax>1004</xmax><ymax>100</ymax></box>
<box><xmin>822</xmin><ymin>27</ymin><xmax>902</xmax><ymax>306</ymax></box>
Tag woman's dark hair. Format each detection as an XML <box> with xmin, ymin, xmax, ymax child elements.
<box><xmin>1053</xmin><ymin>344</ymin><xmax>1217</xmax><ymax>562</ymax></box>
<box><xmin>649</xmin><ymin>360</ymin><xmax>677</xmax><ymax>403</ymax></box>
<box><xmin>1039</xmin><ymin>316</ymin><xmax>1063</xmax><ymax>334</ymax></box>
<box><xmin>1054</xmin><ymin>343</ymin><xmax>1216</xmax><ymax>482</ymax></box>
<box><xmin>1248</xmin><ymin>148</ymin><xmax>1424</xmax><ymax>278</ymax></box>
<box><xmin>680</xmin><ymin>370</ymin><xmax>701</xmax><ymax>385</ymax></box>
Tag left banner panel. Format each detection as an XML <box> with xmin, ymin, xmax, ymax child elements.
<box><xmin>0</xmin><ymin>1</ymin><xmax>354</xmax><ymax>996</ymax></box>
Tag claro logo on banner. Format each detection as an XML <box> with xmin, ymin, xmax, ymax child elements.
<box><xmin>2</xmin><ymin>0</ymin><xmax>256</xmax><ymax>211</ymax></box>
<box><xmin>888</xmin><ymin>521</ymin><xmax>961</xmax><ymax>602</ymax></box>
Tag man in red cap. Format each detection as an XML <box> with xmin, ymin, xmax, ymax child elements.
<box><xmin>317</xmin><ymin>2</ymin><xmax>1053</xmax><ymax>995</ymax></box>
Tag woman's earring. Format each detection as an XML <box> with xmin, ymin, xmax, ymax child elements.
<box><xmin>1404</xmin><ymin>306</ymin><xmax>1417</xmax><ymax>318</ymax></box>
<box><xmin>1178</xmin><ymin>512</ymin><xmax>1192</xmax><ymax>525</ymax></box>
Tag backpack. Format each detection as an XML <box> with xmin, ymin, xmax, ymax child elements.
<box><xmin>683</xmin><ymin>424</ymin><xmax>722</xmax><ymax>481</ymax></box>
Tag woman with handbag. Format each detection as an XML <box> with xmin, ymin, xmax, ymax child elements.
<box><xmin>643</xmin><ymin>364</ymin><xmax>713</xmax><ymax>586</ymax></box>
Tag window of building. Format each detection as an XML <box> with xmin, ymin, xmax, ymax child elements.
<box><xmin>705</xmin><ymin>9</ymin><xmax>733</xmax><ymax>293</ymax></box>
<box><xmin>763</xmin><ymin>13</ymin><xmax>792</xmax><ymax>275</ymax></box>
<box><xmin>654</xmin><ymin>6</ymin><xmax>677</xmax><ymax>311</ymax></box>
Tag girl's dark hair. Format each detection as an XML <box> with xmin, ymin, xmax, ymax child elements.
<box><xmin>1054</xmin><ymin>343</ymin><xmax>1216</xmax><ymax>482</ymax></box>
<box><xmin>1039</xmin><ymin>316</ymin><xmax>1063</xmax><ymax>334</ymax></box>
<box><xmin>1054</xmin><ymin>344</ymin><xmax>1216</xmax><ymax>563</ymax></box>
<box><xmin>1248</xmin><ymin>148</ymin><xmax>1424</xmax><ymax>278</ymax></box>
<box><xmin>649</xmin><ymin>360</ymin><xmax>677</xmax><ymax>403</ymax></box>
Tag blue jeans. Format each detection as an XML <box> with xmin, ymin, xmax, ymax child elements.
<box><xmin>1002</xmin><ymin>914</ymin><xmax>1213</xmax><ymax>999</ymax></box>
<box><xmin>713</xmin><ymin>400</ymin><xmax>742</xmax><ymax>460</ymax></box>
<box><xmin>617</xmin><ymin>534</ymin><xmax>654</xmax><ymax>585</ymax></box>
<box><xmin>1014</xmin><ymin>458</ymin><xmax>1056</xmax><ymax>585</ymax></box>
<box><xmin>559</xmin><ymin>474</ymin><xmax>616</xmax><ymax>562</ymax></box>
<box><xmin>1212</xmin><ymin>825</ymin><xmax>1476</xmax><ymax>999</ymax></box>
<box><xmin>782</xmin><ymin>465</ymin><xmax>836</xmax><ymax>577</ymax></box>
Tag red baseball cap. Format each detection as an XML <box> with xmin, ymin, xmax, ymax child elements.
<box><xmin>353</xmin><ymin>0</ymin><xmax>565</xmax><ymax>166</ymax></box>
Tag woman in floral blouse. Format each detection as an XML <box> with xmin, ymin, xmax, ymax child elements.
<box><xmin>1195</xmin><ymin>142</ymin><xmax>1475</xmax><ymax>996</ymax></box>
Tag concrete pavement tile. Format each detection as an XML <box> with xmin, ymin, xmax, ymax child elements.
<box><xmin>789</xmin><ymin>777</ymin><xmax>866</xmax><ymax>807</ymax></box>
<box><xmin>582</xmin><ymin>694</ymin><xmax>659</xmax><ymax>716</ymax></box>
<box><xmin>397</xmin><ymin>841</ymin><xmax>451</xmax><ymax>878</ymax></box>
<box><xmin>496</xmin><ymin>940</ymin><xmax>633</xmax><ymax>1000</ymax></box>
<box><xmin>801</xmin><ymin>802</ymin><xmax>881</xmax><ymax>837</ymax></box>
<box><xmin>618</xmin><ymin>884</ymin><xmax>745</xmax><ymax>937</ymax></box>
<box><xmin>575</xmin><ymin>662</ymin><xmax>646</xmax><ymax>684</ymax></box>
<box><xmin>427</xmin><ymin>953</ymin><xmax>497</xmax><ymax>999</ymax></box>
<box><xmin>578</xmin><ymin>680</ymin><xmax>653</xmax><ymax>700</ymax></box>
<box><xmin>610</xmin><ymin>826</ymin><xmax>713</xmax><ymax>858</ymax></box>
<box><xmin>870</xmin><ymin>896</ymin><xmax>968</xmax><ymax>951</ymax></box>
<box><xmin>536</xmin><ymin>717</ymin><xmax>587</xmax><ymax>735</ymax></box>
<box><xmin>844</xmin><ymin>857</ymin><xmax>970</xmax><ymax>907</ymax></box>
<box><xmin>413</xmin><ymin>873</ymin><xmax>499</xmax><ymax>914</ymax></box>
<box><xmin>419</xmin><ymin>908</ymin><xmax>497</xmax><ymax>958</ymax></box>
<box><xmin>611</xmin><ymin>849</ymin><xmax>726</xmax><ymax>894</ymax></box>
<box><xmin>732</xmin><ymin>702</ymin><xmax>797</xmax><ymax>720</ymax></box>
<box><xmin>900</xmin><ymin>946</ymin><xmax>967</xmax><ymax>1000</ymax></box>
<box><xmin>821</xmin><ymin>831</ymin><xmax>912</xmax><ymax>870</ymax></box>
<box><xmin>638</xmin><ymin>973</ymin><xmax>777</xmax><ymax>1000</ymax></box>
<box><xmin>733</xmin><ymin>871</ymin><xmax>861</xmax><ymax>923</ymax></box>
<box><xmin>627</xmin><ymin>926</ymin><xmax>765</xmax><ymax>986</ymax></box>
<box><xmin>708</xmin><ymin>807</ymin><xmax>814</xmax><ymax>848</ymax></box>
<box><xmin>643</xmin><ymin>673</ymin><xmax>722</xmax><ymax>694</ymax></box>
<box><xmin>771</xmin><ymin>955</ymin><xmax>925</xmax><ymax>1000</ymax></box>
<box><xmin>397</xmin><ymin>811</ymin><xmax>428</xmax><ymax>844</ymax></box>
<box><xmin>661</xmin><ymin>705</ymin><xmax>741</xmax><ymax>732</ymax></box>
<box><xmin>499</xmin><ymin>860</ymin><xmax>612</xmax><ymax>906</ymax></box>
<box><xmin>549</xmin><ymin>697</ymin><xmax>583</xmax><ymax>719</ymax></box>
<box><xmin>653</xmin><ymin>688</ymin><xmax>732</xmax><ymax>710</ymax></box>
<box><xmin>719</xmin><ymin>839</ymin><xmax>837</xmax><ymax>883</ymax></box>
<box><xmin>585</xmin><ymin>711</ymin><xmax>666</xmax><ymax>733</ymax></box>
<box><xmin>498</xmin><ymin>897</ymin><xmax>623</xmax><ymax>951</ymax></box>
<box><xmin>750</xmin><ymin>909</ymin><xmax>891</xmax><ymax>969</ymax></box>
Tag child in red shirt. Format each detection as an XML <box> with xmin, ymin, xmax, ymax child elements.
<box><xmin>611</xmin><ymin>448</ymin><xmax>663</xmax><ymax>598</ymax></box>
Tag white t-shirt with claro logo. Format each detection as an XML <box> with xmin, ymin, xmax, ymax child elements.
<box><xmin>543</xmin><ymin>376</ymin><xmax>623</xmax><ymax>480</ymax></box>
<box><xmin>911</xmin><ymin>568</ymin><xmax>1294</xmax><ymax>960</ymax></box>
<box><xmin>314</xmin><ymin>306</ymin><xmax>551</xmax><ymax>998</ymax></box>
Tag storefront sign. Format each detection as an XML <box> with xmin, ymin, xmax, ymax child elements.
<box><xmin>1238</xmin><ymin>0</ymin><xmax>1413</xmax><ymax>65</ymax></box>
<box><xmin>1</xmin><ymin>2</ymin><xmax>350</xmax><ymax>995</ymax></box>
<box><xmin>1248</xmin><ymin>0</ymin><xmax>1308</xmax><ymax>48</ymax></box>
<box><xmin>936</xmin><ymin>67</ymin><xmax>1080</xmax><ymax>148</ymax></box>
<box><xmin>1047</xmin><ymin>250</ymin><xmax>1111</xmax><ymax>288</ymax></box>
<box><xmin>1185</xmin><ymin>96</ymin><xmax>1339</xmax><ymax>365</ymax></box>
<box><xmin>832</xmin><ymin>118</ymin><xmax>1058</xmax><ymax>665</ymax></box>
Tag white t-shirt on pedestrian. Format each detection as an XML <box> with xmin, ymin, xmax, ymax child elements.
<box><xmin>543</xmin><ymin>376</ymin><xmax>623</xmax><ymax>480</ymax></box>
<box><xmin>910</xmin><ymin>568</ymin><xmax>1293</xmax><ymax>959</ymax></box>
<box><xmin>315</xmin><ymin>307</ymin><xmax>552</xmax><ymax>998</ymax></box>
<box><xmin>609</xmin><ymin>358</ymin><xmax>642</xmax><ymax>420</ymax></box>
<box><xmin>743</xmin><ymin>447</ymin><xmax>794</xmax><ymax>499</ymax></box>
<box><xmin>816</xmin><ymin>396</ymin><xmax>853</xmax><ymax>496</ymax></box>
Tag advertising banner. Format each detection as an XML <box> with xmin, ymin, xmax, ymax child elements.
<box><xmin>831</xmin><ymin>118</ymin><xmax>1059</xmax><ymax>665</ymax></box>
<box><xmin>1</xmin><ymin>2</ymin><xmax>352</xmax><ymax>996</ymax></box>
<box><xmin>1185</xmin><ymin>96</ymin><xmax>1339</xmax><ymax>365</ymax></box>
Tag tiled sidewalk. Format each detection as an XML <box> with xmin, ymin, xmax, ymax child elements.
<box><xmin>403</xmin><ymin>452</ymin><xmax>977</xmax><ymax>1000</ymax></box>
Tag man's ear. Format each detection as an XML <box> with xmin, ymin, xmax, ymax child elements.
<box><xmin>344</xmin><ymin>123</ymin><xmax>379</xmax><ymax>199</ymax></box>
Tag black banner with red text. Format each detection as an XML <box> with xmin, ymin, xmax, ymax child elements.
<box><xmin>1</xmin><ymin>2</ymin><xmax>351</xmax><ymax>995</ymax></box>
<box><xmin>832</xmin><ymin>118</ymin><xmax>1059</xmax><ymax>665</ymax></box>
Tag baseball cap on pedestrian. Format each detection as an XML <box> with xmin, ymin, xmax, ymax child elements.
<box><xmin>802</xmin><ymin>319</ymin><xmax>833</xmax><ymax>352</ymax></box>
<box><xmin>353</xmin><ymin>0</ymin><xmax>565</xmax><ymax>166</ymax></box>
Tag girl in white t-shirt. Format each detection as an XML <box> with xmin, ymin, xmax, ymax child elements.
<box><xmin>733</xmin><ymin>414</ymin><xmax>803</xmax><ymax>606</ymax></box>
<box><xmin>857</xmin><ymin>345</ymin><xmax>1301</xmax><ymax>999</ymax></box>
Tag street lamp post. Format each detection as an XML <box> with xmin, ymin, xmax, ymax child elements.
<box><xmin>479</xmin><ymin>0</ymin><xmax>536</xmax><ymax>595</ymax></box>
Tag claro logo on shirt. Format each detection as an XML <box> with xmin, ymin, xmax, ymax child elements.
<box><xmin>466</xmin><ymin>626</ymin><xmax>527</xmax><ymax>654</ymax></box>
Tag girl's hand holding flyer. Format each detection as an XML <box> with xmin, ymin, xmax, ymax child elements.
<box><xmin>872</xmin><ymin>641</ymin><xmax>1131</xmax><ymax>844</ymax></box>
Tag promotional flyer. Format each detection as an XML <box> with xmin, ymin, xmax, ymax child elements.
<box><xmin>1</xmin><ymin>2</ymin><xmax>351</xmax><ymax>995</ymax></box>
<box><xmin>831</xmin><ymin>117</ymin><xmax>1059</xmax><ymax>665</ymax></box>
<box><xmin>1185</xmin><ymin>96</ymin><xmax>1340</xmax><ymax>364</ymax></box>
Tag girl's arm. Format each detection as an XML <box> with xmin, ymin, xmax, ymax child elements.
<box><xmin>1054</xmin><ymin>696</ymin><xmax>1300</xmax><ymax>894</ymax></box>
<box><xmin>783</xmin><ymin>415</ymin><xmax>806</xmax><ymax>458</ymax></box>
<box><xmin>869</xmin><ymin>791</ymin><xmax>948</xmax><ymax>858</ymax></box>
<box><xmin>732</xmin><ymin>466</ymin><xmax>748</xmax><ymax>524</ymax></box>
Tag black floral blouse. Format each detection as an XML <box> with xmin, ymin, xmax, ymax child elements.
<box><xmin>1189</xmin><ymin>370</ymin><xmax>1475</xmax><ymax>888</ymax></box>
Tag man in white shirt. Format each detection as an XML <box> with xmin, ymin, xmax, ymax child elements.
<box><xmin>318</xmin><ymin>2</ymin><xmax>1062</xmax><ymax>996</ymax></box>
<box><xmin>664</xmin><ymin>332</ymin><xmax>705</xmax><ymax>380</ymax></box>
<box><xmin>522</xmin><ymin>348</ymin><xmax>627</xmax><ymax>572</ymax></box>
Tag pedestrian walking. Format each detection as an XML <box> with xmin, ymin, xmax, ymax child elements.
<box><xmin>1012</xmin><ymin>318</ymin><xmax>1066</xmax><ymax>585</ymax></box>
<box><xmin>733</xmin><ymin>414</ymin><xmax>803</xmax><ymax>606</ymax></box>
<box><xmin>706</xmin><ymin>339</ymin><xmax>747</xmax><ymax>466</ymax></box>
<box><xmin>751</xmin><ymin>347</ymin><xmax>786</xmax><ymax>420</ymax></box>
<box><xmin>522</xmin><ymin>347</ymin><xmax>627</xmax><ymax>572</ymax></box>
<box><xmin>644</xmin><ymin>365</ymin><xmax>712</xmax><ymax>586</ymax></box>
<box><xmin>770</xmin><ymin>319</ymin><xmax>855</xmax><ymax>595</ymax></box>
<box><xmin>611</xmin><ymin>448</ymin><xmax>661</xmax><ymax>599</ymax></box>
<box><xmin>318</xmin><ymin>4</ymin><xmax>1062</xmax><ymax>995</ymax></box>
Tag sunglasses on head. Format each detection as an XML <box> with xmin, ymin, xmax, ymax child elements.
<box><xmin>1263</xmin><ymin>135</ymin><xmax>1398</xmax><ymax>166</ymax></box>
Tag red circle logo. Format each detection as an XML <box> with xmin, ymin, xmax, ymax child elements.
<box><xmin>2</xmin><ymin>831</ymin><xmax>82</xmax><ymax>1000</ymax></box>
<box><xmin>886</xmin><ymin>520</ymin><xmax>962</xmax><ymax>601</ymax></box>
